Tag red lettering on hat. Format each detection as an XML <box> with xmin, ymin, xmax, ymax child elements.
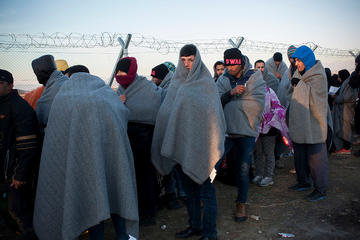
<box><xmin>226</xmin><ymin>59</ymin><xmax>241</xmax><ymax>65</ymax></box>
<box><xmin>151</xmin><ymin>70</ymin><xmax>155</xmax><ymax>76</ymax></box>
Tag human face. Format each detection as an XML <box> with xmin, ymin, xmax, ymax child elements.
<box><xmin>181</xmin><ymin>55</ymin><xmax>195</xmax><ymax>71</ymax></box>
<box><xmin>255</xmin><ymin>62</ymin><xmax>265</xmax><ymax>74</ymax></box>
<box><xmin>274</xmin><ymin>61</ymin><xmax>281</xmax><ymax>67</ymax></box>
<box><xmin>152</xmin><ymin>77</ymin><xmax>162</xmax><ymax>86</ymax></box>
<box><xmin>295</xmin><ymin>58</ymin><xmax>305</xmax><ymax>72</ymax></box>
<box><xmin>215</xmin><ymin>64</ymin><xmax>225</xmax><ymax>76</ymax></box>
<box><xmin>0</xmin><ymin>81</ymin><xmax>13</xmax><ymax>96</ymax></box>
<box><xmin>226</xmin><ymin>65</ymin><xmax>243</xmax><ymax>78</ymax></box>
<box><xmin>116</xmin><ymin>70</ymin><xmax>127</xmax><ymax>76</ymax></box>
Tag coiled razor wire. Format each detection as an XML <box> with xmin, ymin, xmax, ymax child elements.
<box><xmin>0</xmin><ymin>32</ymin><xmax>358</xmax><ymax>57</ymax></box>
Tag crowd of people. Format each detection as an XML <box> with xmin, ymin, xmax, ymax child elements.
<box><xmin>0</xmin><ymin>43</ymin><xmax>359</xmax><ymax>240</ymax></box>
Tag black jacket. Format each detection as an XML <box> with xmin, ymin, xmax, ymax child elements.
<box><xmin>0</xmin><ymin>90</ymin><xmax>40</xmax><ymax>183</ymax></box>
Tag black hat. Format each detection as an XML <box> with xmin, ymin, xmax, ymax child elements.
<box><xmin>31</xmin><ymin>55</ymin><xmax>56</xmax><ymax>85</ymax></box>
<box><xmin>0</xmin><ymin>69</ymin><xmax>13</xmax><ymax>84</ymax></box>
<box><xmin>273</xmin><ymin>52</ymin><xmax>283</xmax><ymax>62</ymax></box>
<box><xmin>65</xmin><ymin>65</ymin><xmax>90</xmax><ymax>77</ymax></box>
<box><xmin>116</xmin><ymin>58</ymin><xmax>131</xmax><ymax>73</ymax></box>
<box><xmin>151</xmin><ymin>64</ymin><xmax>169</xmax><ymax>80</ymax></box>
<box><xmin>224</xmin><ymin>48</ymin><xmax>244</xmax><ymax>66</ymax></box>
<box><xmin>180</xmin><ymin>44</ymin><xmax>197</xmax><ymax>57</ymax></box>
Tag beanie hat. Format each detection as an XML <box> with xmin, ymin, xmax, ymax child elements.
<box><xmin>55</xmin><ymin>59</ymin><xmax>69</xmax><ymax>72</ymax></box>
<box><xmin>65</xmin><ymin>65</ymin><xmax>90</xmax><ymax>77</ymax></box>
<box><xmin>0</xmin><ymin>69</ymin><xmax>13</xmax><ymax>84</ymax></box>
<box><xmin>287</xmin><ymin>45</ymin><xmax>296</xmax><ymax>58</ymax></box>
<box><xmin>163</xmin><ymin>61</ymin><xmax>176</xmax><ymax>72</ymax></box>
<box><xmin>291</xmin><ymin>45</ymin><xmax>316</xmax><ymax>71</ymax></box>
<box><xmin>273</xmin><ymin>52</ymin><xmax>283</xmax><ymax>62</ymax></box>
<box><xmin>116</xmin><ymin>58</ymin><xmax>132</xmax><ymax>74</ymax></box>
<box><xmin>223</xmin><ymin>48</ymin><xmax>244</xmax><ymax>66</ymax></box>
<box><xmin>338</xmin><ymin>69</ymin><xmax>350</xmax><ymax>82</ymax></box>
<box><xmin>180</xmin><ymin>44</ymin><xmax>197</xmax><ymax>57</ymax></box>
<box><xmin>151</xmin><ymin>64</ymin><xmax>169</xmax><ymax>80</ymax></box>
<box><xmin>115</xmin><ymin>57</ymin><xmax>138</xmax><ymax>89</ymax></box>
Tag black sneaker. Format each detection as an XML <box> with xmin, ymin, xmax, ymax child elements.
<box><xmin>306</xmin><ymin>190</ymin><xmax>327</xmax><ymax>202</ymax></box>
<box><xmin>288</xmin><ymin>183</ymin><xmax>311</xmax><ymax>192</ymax></box>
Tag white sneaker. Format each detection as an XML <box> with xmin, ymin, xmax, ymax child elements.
<box><xmin>252</xmin><ymin>176</ymin><xmax>262</xmax><ymax>184</ymax></box>
<box><xmin>259</xmin><ymin>177</ymin><xmax>274</xmax><ymax>187</ymax></box>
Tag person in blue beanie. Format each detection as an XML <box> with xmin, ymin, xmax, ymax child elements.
<box><xmin>287</xmin><ymin>45</ymin><xmax>329</xmax><ymax>201</ymax></box>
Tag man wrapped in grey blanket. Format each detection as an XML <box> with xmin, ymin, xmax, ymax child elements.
<box><xmin>116</xmin><ymin>57</ymin><xmax>163</xmax><ymax>226</ymax></box>
<box><xmin>31</xmin><ymin>54</ymin><xmax>68</xmax><ymax>128</ymax></box>
<box><xmin>152</xmin><ymin>44</ymin><xmax>226</xmax><ymax>240</ymax></box>
<box><xmin>34</xmin><ymin>73</ymin><xmax>138</xmax><ymax>240</ymax></box>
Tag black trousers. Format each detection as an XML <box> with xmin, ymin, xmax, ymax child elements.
<box><xmin>128</xmin><ymin>122</ymin><xmax>158</xmax><ymax>218</ymax></box>
<box><xmin>355</xmin><ymin>101</ymin><xmax>360</xmax><ymax>134</ymax></box>
<box><xmin>0</xmin><ymin>182</ymin><xmax>35</xmax><ymax>236</ymax></box>
<box><xmin>293</xmin><ymin>142</ymin><xmax>328</xmax><ymax>194</ymax></box>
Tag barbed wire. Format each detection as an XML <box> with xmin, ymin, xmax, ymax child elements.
<box><xmin>0</xmin><ymin>32</ymin><xmax>358</xmax><ymax>57</ymax></box>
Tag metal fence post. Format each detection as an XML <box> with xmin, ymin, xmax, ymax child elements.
<box><xmin>228</xmin><ymin>37</ymin><xmax>244</xmax><ymax>49</ymax></box>
<box><xmin>108</xmin><ymin>33</ymin><xmax>132</xmax><ymax>87</ymax></box>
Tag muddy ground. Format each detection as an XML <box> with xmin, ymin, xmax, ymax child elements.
<box><xmin>134</xmin><ymin>152</ymin><xmax>360</xmax><ymax>240</ymax></box>
<box><xmin>1</xmin><ymin>150</ymin><xmax>360</xmax><ymax>240</ymax></box>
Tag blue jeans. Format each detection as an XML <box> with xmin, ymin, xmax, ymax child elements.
<box><xmin>227</xmin><ymin>136</ymin><xmax>255</xmax><ymax>203</ymax></box>
<box><xmin>165</xmin><ymin>166</ymin><xmax>186</xmax><ymax>198</ymax></box>
<box><xmin>179</xmin><ymin>168</ymin><xmax>217</xmax><ymax>238</ymax></box>
<box><xmin>88</xmin><ymin>214</ymin><xmax>128</xmax><ymax>240</ymax></box>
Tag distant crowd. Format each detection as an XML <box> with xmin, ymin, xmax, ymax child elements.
<box><xmin>1</xmin><ymin>43</ymin><xmax>359</xmax><ymax>240</ymax></box>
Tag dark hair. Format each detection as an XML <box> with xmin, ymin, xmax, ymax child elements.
<box><xmin>273</xmin><ymin>52</ymin><xmax>283</xmax><ymax>62</ymax></box>
<box><xmin>331</xmin><ymin>74</ymin><xmax>341</xmax><ymax>87</ymax></box>
<box><xmin>65</xmin><ymin>65</ymin><xmax>90</xmax><ymax>77</ymax></box>
<box><xmin>213</xmin><ymin>61</ymin><xmax>225</xmax><ymax>80</ymax></box>
<box><xmin>356</xmin><ymin>54</ymin><xmax>360</xmax><ymax>65</ymax></box>
<box><xmin>338</xmin><ymin>69</ymin><xmax>350</xmax><ymax>82</ymax></box>
<box><xmin>180</xmin><ymin>44</ymin><xmax>197</xmax><ymax>57</ymax></box>
<box><xmin>254</xmin><ymin>59</ymin><xmax>265</xmax><ymax>67</ymax></box>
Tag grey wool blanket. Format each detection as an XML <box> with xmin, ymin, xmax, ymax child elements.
<box><xmin>34</xmin><ymin>73</ymin><xmax>139</xmax><ymax>240</ymax></box>
<box><xmin>332</xmin><ymin>77</ymin><xmax>357</xmax><ymax>149</ymax></box>
<box><xmin>151</xmin><ymin>48</ymin><xmax>226</xmax><ymax>185</ymax></box>
<box><xmin>277</xmin><ymin>68</ymin><xmax>293</xmax><ymax>108</ymax></box>
<box><xmin>36</xmin><ymin>70</ymin><xmax>68</xmax><ymax>126</ymax></box>
<box><xmin>117</xmin><ymin>74</ymin><xmax>163</xmax><ymax>125</ymax></box>
<box><xmin>159</xmin><ymin>71</ymin><xmax>174</xmax><ymax>89</ymax></box>
<box><xmin>265</xmin><ymin>57</ymin><xmax>288</xmax><ymax>78</ymax></box>
<box><xmin>263</xmin><ymin>68</ymin><xmax>279</xmax><ymax>93</ymax></box>
<box><xmin>216</xmin><ymin>58</ymin><xmax>266</xmax><ymax>137</ymax></box>
<box><xmin>289</xmin><ymin>61</ymin><xmax>328</xmax><ymax>144</ymax></box>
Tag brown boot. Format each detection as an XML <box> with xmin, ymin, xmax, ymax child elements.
<box><xmin>235</xmin><ymin>202</ymin><xmax>247</xmax><ymax>222</ymax></box>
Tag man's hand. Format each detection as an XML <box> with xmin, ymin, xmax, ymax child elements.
<box><xmin>231</xmin><ymin>85</ymin><xmax>246</xmax><ymax>96</ymax></box>
<box><xmin>10</xmin><ymin>179</ymin><xmax>26</xmax><ymax>189</ymax></box>
<box><xmin>119</xmin><ymin>94</ymin><xmax>126</xmax><ymax>103</ymax></box>
<box><xmin>275</xmin><ymin>72</ymin><xmax>282</xmax><ymax>79</ymax></box>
